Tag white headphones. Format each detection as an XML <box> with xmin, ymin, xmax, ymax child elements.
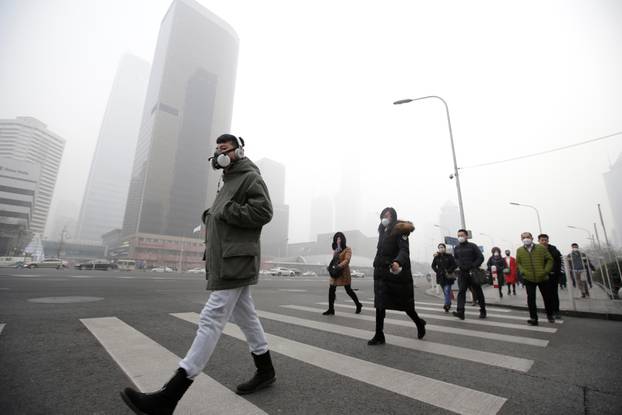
<box><xmin>232</xmin><ymin>135</ymin><xmax>245</xmax><ymax>159</ymax></box>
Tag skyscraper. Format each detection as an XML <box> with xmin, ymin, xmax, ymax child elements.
<box><xmin>122</xmin><ymin>0</ymin><xmax>238</xmax><ymax>239</ymax></box>
<box><xmin>256</xmin><ymin>158</ymin><xmax>289</xmax><ymax>257</ymax></box>
<box><xmin>604</xmin><ymin>153</ymin><xmax>622</xmax><ymax>247</ymax></box>
<box><xmin>0</xmin><ymin>116</ymin><xmax>65</xmax><ymax>234</ymax></box>
<box><xmin>120</xmin><ymin>0</ymin><xmax>238</xmax><ymax>268</ymax></box>
<box><xmin>75</xmin><ymin>54</ymin><xmax>150</xmax><ymax>243</ymax></box>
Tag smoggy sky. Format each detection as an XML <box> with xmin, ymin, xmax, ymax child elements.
<box><xmin>1</xmin><ymin>0</ymin><xmax>621</xmax><ymax>261</ymax></box>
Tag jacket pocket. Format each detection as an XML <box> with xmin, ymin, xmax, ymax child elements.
<box><xmin>221</xmin><ymin>242</ymin><xmax>259</xmax><ymax>280</ymax></box>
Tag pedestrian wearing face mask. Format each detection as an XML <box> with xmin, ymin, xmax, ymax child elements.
<box><xmin>322</xmin><ymin>232</ymin><xmax>363</xmax><ymax>315</ymax></box>
<box><xmin>121</xmin><ymin>134</ymin><xmax>276</xmax><ymax>415</ymax></box>
<box><xmin>538</xmin><ymin>234</ymin><xmax>563</xmax><ymax>320</ymax></box>
<box><xmin>503</xmin><ymin>249</ymin><xmax>518</xmax><ymax>295</ymax></box>
<box><xmin>452</xmin><ymin>229</ymin><xmax>486</xmax><ymax>320</ymax></box>
<box><xmin>566</xmin><ymin>243</ymin><xmax>595</xmax><ymax>298</ymax></box>
<box><xmin>431</xmin><ymin>243</ymin><xmax>458</xmax><ymax>312</ymax></box>
<box><xmin>516</xmin><ymin>232</ymin><xmax>554</xmax><ymax>325</ymax></box>
<box><xmin>368</xmin><ymin>207</ymin><xmax>426</xmax><ymax>345</ymax></box>
<box><xmin>487</xmin><ymin>247</ymin><xmax>506</xmax><ymax>298</ymax></box>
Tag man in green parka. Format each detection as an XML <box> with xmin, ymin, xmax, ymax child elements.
<box><xmin>121</xmin><ymin>134</ymin><xmax>275</xmax><ymax>415</ymax></box>
<box><xmin>516</xmin><ymin>231</ymin><xmax>554</xmax><ymax>326</ymax></box>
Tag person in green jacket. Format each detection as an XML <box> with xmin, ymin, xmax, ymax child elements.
<box><xmin>516</xmin><ymin>231</ymin><xmax>554</xmax><ymax>326</ymax></box>
<box><xmin>121</xmin><ymin>134</ymin><xmax>275</xmax><ymax>415</ymax></box>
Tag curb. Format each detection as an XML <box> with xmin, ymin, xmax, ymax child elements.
<box><xmin>423</xmin><ymin>287</ymin><xmax>622</xmax><ymax>321</ymax></box>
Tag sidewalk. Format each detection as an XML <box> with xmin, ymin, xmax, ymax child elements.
<box><xmin>425</xmin><ymin>283</ymin><xmax>622</xmax><ymax>321</ymax></box>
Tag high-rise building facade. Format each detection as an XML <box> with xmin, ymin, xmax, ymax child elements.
<box><xmin>118</xmin><ymin>0</ymin><xmax>238</xmax><ymax>268</ymax></box>
<box><xmin>75</xmin><ymin>54</ymin><xmax>150</xmax><ymax>244</ymax></box>
<box><xmin>0</xmin><ymin>116</ymin><xmax>65</xmax><ymax>234</ymax></box>
<box><xmin>0</xmin><ymin>157</ymin><xmax>39</xmax><ymax>254</ymax></box>
<box><xmin>604</xmin><ymin>153</ymin><xmax>622</xmax><ymax>247</ymax></box>
<box><xmin>122</xmin><ymin>0</ymin><xmax>238</xmax><ymax>239</ymax></box>
<box><xmin>256</xmin><ymin>158</ymin><xmax>289</xmax><ymax>257</ymax></box>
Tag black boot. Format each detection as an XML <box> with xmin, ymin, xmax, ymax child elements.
<box><xmin>323</xmin><ymin>286</ymin><xmax>336</xmax><ymax>315</ymax></box>
<box><xmin>236</xmin><ymin>351</ymin><xmax>276</xmax><ymax>395</ymax></box>
<box><xmin>452</xmin><ymin>311</ymin><xmax>465</xmax><ymax>320</ymax></box>
<box><xmin>415</xmin><ymin>318</ymin><xmax>426</xmax><ymax>339</ymax></box>
<box><xmin>120</xmin><ymin>368</ymin><xmax>192</xmax><ymax>415</ymax></box>
<box><xmin>367</xmin><ymin>333</ymin><xmax>386</xmax><ymax>345</ymax></box>
<box><xmin>345</xmin><ymin>285</ymin><xmax>362</xmax><ymax>314</ymax></box>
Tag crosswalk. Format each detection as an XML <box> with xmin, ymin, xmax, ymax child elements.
<box><xmin>74</xmin><ymin>298</ymin><xmax>565</xmax><ymax>415</ymax></box>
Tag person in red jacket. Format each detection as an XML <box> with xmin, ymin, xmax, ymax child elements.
<box><xmin>503</xmin><ymin>249</ymin><xmax>518</xmax><ymax>295</ymax></box>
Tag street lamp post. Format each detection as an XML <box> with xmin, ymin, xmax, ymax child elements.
<box><xmin>509</xmin><ymin>202</ymin><xmax>542</xmax><ymax>235</ymax></box>
<box><xmin>394</xmin><ymin>96</ymin><xmax>466</xmax><ymax>230</ymax></box>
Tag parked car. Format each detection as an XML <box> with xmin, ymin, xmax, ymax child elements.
<box><xmin>351</xmin><ymin>269</ymin><xmax>365</xmax><ymax>278</ymax></box>
<box><xmin>151</xmin><ymin>266</ymin><xmax>173</xmax><ymax>273</ymax></box>
<box><xmin>186</xmin><ymin>267</ymin><xmax>204</xmax><ymax>274</ymax></box>
<box><xmin>75</xmin><ymin>260</ymin><xmax>117</xmax><ymax>271</ymax></box>
<box><xmin>302</xmin><ymin>271</ymin><xmax>317</xmax><ymax>276</ymax></box>
<box><xmin>259</xmin><ymin>269</ymin><xmax>275</xmax><ymax>276</ymax></box>
<box><xmin>269</xmin><ymin>267</ymin><xmax>297</xmax><ymax>276</ymax></box>
<box><xmin>26</xmin><ymin>258</ymin><xmax>66</xmax><ymax>269</ymax></box>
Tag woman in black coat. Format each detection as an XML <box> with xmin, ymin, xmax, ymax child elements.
<box><xmin>486</xmin><ymin>247</ymin><xmax>506</xmax><ymax>298</ymax></box>
<box><xmin>368</xmin><ymin>207</ymin><xmax>426</xmax><ymax>345</ymax></box>
<box><xmin>431</xmin><ymin>243</ymin><xmax>458</xmax><ymax>312</ymax></box>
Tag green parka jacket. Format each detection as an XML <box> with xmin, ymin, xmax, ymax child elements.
<box><xmin>202</xmin><ymin>158</ymin><xmax>272</xmax><ymax>290</ymax></box>
<box><xmin>516</xmin><ymin>244</ymin><xmax>553</xmax><ymax>283</ymax></box>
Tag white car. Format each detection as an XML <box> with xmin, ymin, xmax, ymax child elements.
<box><xmin>26</xmin><ymin>258</ymin><xmax>67</xmax><ymax>269</ymax></box>
<box><xmin>186</xmin><ymin>267</ymin><xmax>204</xmax><ymax>274</ymax></box>
<box><xmin>269</xmin><ymin>267</ymin><xmax>296</xmax><ymax>276</ymax></box>
<box><xmin>351</xmin><ymin>270</ymin><xmax>365</xmax><ymax>278</ymax></box>
<box><xmin>151</xmin><ymin>266</ymin><xmax>173</xmax><ymax>273</ymax></box>
<box><xmin>302</xmin><ymin>271</ymin><xmax>317</xmax><ymax>276</ymax></box>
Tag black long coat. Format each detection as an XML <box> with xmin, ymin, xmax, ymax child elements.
<box><xmin>431</xmin><ymin>253</ymin><xmax>458</xmax><ymax>286</ymax></box>
<box><xmin>486</xmin><ymin>255</ymin><xmax>506</xmax><ymax>286</ymax></box>
<box><xmin>373</xmin><ymin>221</ymin><xmax>415</xmax><ymax>311</ymax></box>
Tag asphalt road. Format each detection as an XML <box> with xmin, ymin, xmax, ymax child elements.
<box><xmin>1</xmin><ymin>268</ymin><xmax>621</xmax><ymax>414</ymax></box>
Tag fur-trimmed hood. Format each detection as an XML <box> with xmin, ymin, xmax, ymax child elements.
<box><xmin>391</xmin><ymin>220</ymin><xmax>415</xmax><ymax>236</ymax></box>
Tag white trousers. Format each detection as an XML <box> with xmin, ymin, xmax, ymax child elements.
<box><xmin>179</xmin><ymin>286</ymin><xmax>269</xmax><ymax>379</ymax></box>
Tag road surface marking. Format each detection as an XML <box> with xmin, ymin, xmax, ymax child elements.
<box><xmin>0</xmin><ymin>323</ymin><xmax>5</xmax><ymax>335</ymax></box>
<box><xmin>254</xmin><ymin>309</ymin><xmax>533</xmax><ymax>372</ymax></box>
<box><xmin>416</xmin><ymin>301</ymin><xmax>512</xmax><ymax>312</ymax></box>
<box><xmin>80</xmin><ymin>317</ymin><xmax>268</xmax><ymax>415</ymax></box>
<box><xmin>278</xmin><ymin>289</ymin><xmax>308</xmax><ymax>292</ymax></box>
<box><xmin>284</xmin><ymin>305</ymin><xmax>548</xmax><ymax>347</ymax></box>
<box><xmin>326</xmin><ymin>302</ymin><xmax>557</xmax><ymax>333</ymax></box>
<box><xmin>172</xmin><ymin>312</ymin><xmax>507</xmax><ymax>415</ymax></box>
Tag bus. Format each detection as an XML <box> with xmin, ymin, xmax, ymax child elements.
<box><xmin>116</xmin><ymin>259</ymin><xmax>136</xmax><ymax>271</ymax></box>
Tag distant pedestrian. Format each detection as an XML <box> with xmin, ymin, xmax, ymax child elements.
<box><xmin>503</xmin><ymin>249</ymin><xmax>518</xmax><ymax>295</ymax></box>
<box><xmin>120</xmin><ymin>134</ymin><xmax>276</xmax><ymax>415</ymax></box>
<box><xmin>431</xmin><ymin>243</ymin><xmax>458</xmax><ymax>312</ymax></box>
<box><xmin>516</xmin><ymin>232</ymin><xmax>554</xmax><ymax>325</ymax></box>
<box><xmin>538</xmin><ymin>234</ymin><xmax>563</xmax><ymax>320</ymax></box>
<box><xmin>566</xmin><ymin>243</ymin><xmax>595</xmax><ymax>298</ymax></box>
<box><xmin>322</xmin><ymin>232</ymin><xmax>363</xmax><ymax>315</ymax></box>
<box><xmin>487</xmin><ymin>247</ymin><xmax>506</xmax><ymax>298</ymax></box>
<box><xmin>452</xmin><ymin>229</ymin><xmax>486</xmax><ymax>320</ymax></box>
<box><xmin>368</xmin><ymin>207</ymin><xmax>426</xmax><ymax>345</ymax></box>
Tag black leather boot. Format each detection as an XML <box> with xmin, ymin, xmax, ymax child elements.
<box><xmin>120</xmin><ymin>368</ymin><xmax>192</xmax><ymax>415</ymax></box>
<box><xmin>415</xmin><ymin>318</ymin><xmax>427</xmax><ymax>339</ymax></box>
<box><xmin>236</xmin><ymin>351</ymin><xmax>276</xmax><ymax>395</ymax></box>
<box><xmin>367</xmin><ymin>333</ymin><xmax>386</xmax><ymax>345</ymax></box>
<box><xmin>323</xmin><ymin>286</ymin><xmax>336</xmax><ymax>315</ymax></box>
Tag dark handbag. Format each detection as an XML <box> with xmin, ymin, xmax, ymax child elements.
<box><xmin>469</xmin><ymin>268</ymin><xmax>488</xmax><ymax>286</ymax></box>
<box><xmin>327</xmin><ymin>255</ymin><xmax>343</xmax><ymax>278</ymax></box>
<box><xmin>445</xmin><ymin>272</ymin><xmax>457</xmax><ymax>281</ymax></box>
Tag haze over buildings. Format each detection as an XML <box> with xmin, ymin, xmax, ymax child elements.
<box><xmin>0</xmin><ymin>116</ymin><xmax>65</xmax><ymax>235</ymax></box>
<box><xmin>75</xmin><ymin>54</ymin><xmax>150</xmax><ymax>244</ymax></box>
<box><xmin>120</xmin><ymin>0</ymin><xmax>238</xmax><ymax>268</ymax></box>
